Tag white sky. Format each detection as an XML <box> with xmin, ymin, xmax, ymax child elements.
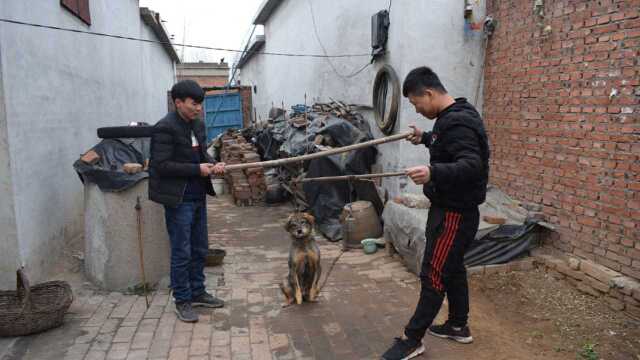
<box><xmin>139</xmin><ymin>0</ymin><xmax>265</xmax><ymax>64</ymax></box>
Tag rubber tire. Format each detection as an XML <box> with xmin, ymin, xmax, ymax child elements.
<box><xmin>97</xmin><ymin>125</ymin><xmax>154</xmax><ymax>139</ymax></box>
<box><xmin>372</xmin><ymin>64</ymin><xmax>400</xmax><ymax>135</ymax></box>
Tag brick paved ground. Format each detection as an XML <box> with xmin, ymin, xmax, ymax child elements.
<box><xmin>5</xmin><ymin>195</ymin><xmax>549</xmax><ymax>360</ymax></box>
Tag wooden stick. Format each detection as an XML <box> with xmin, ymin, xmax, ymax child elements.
<box><xmin>225</xmin><ymin>131</ymin><xmax>411</xmax><ymax>171</ymax></box>
<box><xmin>135</xmin><ymin>196</ymin><xmax>149</xmax><ymax>308</ymax></box>
<box><xmin>297</xmin><ymin>171</ymin><xmax>406</xmax><ymax>183</ymax></box>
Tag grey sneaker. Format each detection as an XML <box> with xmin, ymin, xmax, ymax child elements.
<box><xmin>192</xmin><ymin>292</ymin><xmax>225</xmax><ymax>308</ymax></box>
<box><xmin>175</xmin><ymin>302</ymin><xmax>198</xmax><ymax>323</ymax></box>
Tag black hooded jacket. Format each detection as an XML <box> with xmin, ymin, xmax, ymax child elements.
<box><xmin>419</xmin><ymin>98</ymin><xmax>490</xmax><ymax>210</ymax></box>
<box><xmin>148</xmin><ymin>112</ymin><xmax>215</xmax><ymax>206</ymax></box>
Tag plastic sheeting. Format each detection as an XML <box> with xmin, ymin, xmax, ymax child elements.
<box><xmin>73</xmin><ymin>138</ymin><xmax>149</xmax><ymax>192</ymax></box>
<box><xmin>302</xmin><ymin>119</ymin><xmax>378</xmax><ymax>241</ymax></box>
<box><xmin>252</xmin><ymin>105</ymin><xmax>379</xmax><ymax>240</ymax></box>
<box><xmin>382</xmin><ymin>188</ymin><xmax>543</xmax><ymax>275</ymax></box>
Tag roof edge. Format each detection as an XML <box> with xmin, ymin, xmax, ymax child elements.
<box><xmin>236</xmin><ymin>35</ymin><xmax>266</xmax><ymax>69</ymax></box>
<box><xmin>253</xmin><ymin>0</ymin><xmax>284</xmax><ymax>25</ymax></box>
<box><xmin>140</xmin><ymin>7</ymin><xmax>180</xmax><ymax>63</ymax></box>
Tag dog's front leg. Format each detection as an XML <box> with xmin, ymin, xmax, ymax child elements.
<box><xmin>294</xmin><ymin>272</ymin><xmax>303</xmax><ymax>305</ymax></box>
<box><xmin>309</xmin><ymin>260</ymin><xmax>322</xmax><ymax>302</ymax></box>
<box><xmin>279</xmin><ymin>282</ymin><xmax>294</xmax><ymax>308</ymax></box>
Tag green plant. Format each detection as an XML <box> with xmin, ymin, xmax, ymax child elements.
<box><xmin>578</xmin><ymin>342</ymin><xmax>598</xmax><ymax>360</ymax></box>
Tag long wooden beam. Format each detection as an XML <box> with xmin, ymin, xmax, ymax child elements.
<box><xmin>224</xmin><ymin>131</ymin><xmax>412</xmax><ymax>171</ymax></box>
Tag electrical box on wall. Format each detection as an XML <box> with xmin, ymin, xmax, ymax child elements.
<box><xmin>371</xmin><ymin>10</ymin><xmax>390</xmax><ymax>59</ymax></box>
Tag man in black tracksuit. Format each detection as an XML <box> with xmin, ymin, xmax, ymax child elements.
<box><xmin>382</xmin><ymin>67</ymin><xmax>490</xmax><ymax>360</ymax></box>
<box><xmin>149</xmin><ymin>80</ymin><xmax>226</xmax><ymax>323</ymax></box>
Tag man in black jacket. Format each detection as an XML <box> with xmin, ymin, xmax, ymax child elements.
<box><xmin>382</xmin><ymin>67</ymin><xmax>490</xmax><ymax>360</ymax></box>
<box><xmin>149</xmin><ymin>80</ymin><xmax>226</xmax><ymax>323</ymax></box>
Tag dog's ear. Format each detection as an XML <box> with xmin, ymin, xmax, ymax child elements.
<box><xmin>302</xmin><ymin>213</ymin><xmax>315</xmax><ymax>225</ymax></box>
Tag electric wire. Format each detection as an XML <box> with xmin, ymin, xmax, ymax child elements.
<box><xmin>306</xmin><ymin>0</ymin><xmax>372</xmax><ymax>79</ymax></box>
<box><xmin>0</xmin><ymin>18</ymin><xmax>371</xmax><ymax>58</ymax></box>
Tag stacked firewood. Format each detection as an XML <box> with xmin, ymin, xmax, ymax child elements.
<box><xmin>220</xmin><ymin>132</ymin><xmax>266</xmax><ymax>206</ymax></box>
<box><xmin>312</xmin><ymin>100</ymin><xmax>360</xmax><ymax>123</ymax></box>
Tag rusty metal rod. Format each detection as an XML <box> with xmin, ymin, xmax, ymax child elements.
<box><xmin>224</xmin><ymin>131</ymin><xmax>412</xmax><ymax>171</ymax></box>
<box><xmin>296</xmin><ymin>171</ymin><xmax>407</xmax><ymax>183</ymax></box>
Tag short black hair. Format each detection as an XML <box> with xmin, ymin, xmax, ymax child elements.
<box><xmin>171</xmin><ymin>80</ymin><xmax>204</xmax><ymax>103</ymax></box>
<box><xmin>402</xmin><ymin>66</ymin><xmax>447</xmax><ymax>97</ymax></box>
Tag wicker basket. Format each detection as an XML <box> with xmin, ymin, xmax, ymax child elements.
<box><xmin>0</xmin><ymin>269</ymin><xmax>73</xmax><ymax>337</ymax></box>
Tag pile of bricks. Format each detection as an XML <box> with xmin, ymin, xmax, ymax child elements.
<box><xmin>536</xmin><ymin>254</ymin><xmax>640</xmax><ymax>319</ymax></box>
<box><xmin>220</xmin><ymin>132</ymin><xmax>266</xmax><ymax>206</ymax></box>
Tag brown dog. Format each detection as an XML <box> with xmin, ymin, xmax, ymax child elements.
<box><xmin>280</xmin><ymin>213</ymin><xmax>322</xmax><ymax>306</ymax></box>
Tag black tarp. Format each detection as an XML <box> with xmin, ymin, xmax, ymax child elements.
<box><xmin>73</xmin><ymin>138</ymin><xmax>149</xmax><ymax>192</ymax></box>
<box><xmin>464</xmin><ymin>221</ymin><xmax>541</xmax><ymax>266</ymax></box>
<box><xmin>302</xmin><ymin>119</ymin><xmax>378</xmax><ymax>241</ymax></box>
<box><xmin>382</xmin><ymin>193</ymin><xmax>545</xmax><ymax>274</ymax></box>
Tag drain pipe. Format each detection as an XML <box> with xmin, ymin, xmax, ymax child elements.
<box><xmin>473</xmin><ymin>16</ymin><xmax>497</xmax><ymax>108</ymax></box>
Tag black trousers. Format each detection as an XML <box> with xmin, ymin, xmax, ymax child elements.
<box><xmin>404</xmin><ymin>206</ymin><xmax>479</xmax><ymax>342</ymax></box>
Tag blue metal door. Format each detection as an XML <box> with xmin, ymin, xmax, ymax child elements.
<box><xmin>204</xmin><ymin>92</ymin><xmax>243</xmax><ymax>142</ymax></box>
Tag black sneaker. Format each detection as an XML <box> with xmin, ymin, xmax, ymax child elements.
<box><xmin>192</xmin><ymin>292</ymin><xmax>225</xmax><ymax>308</ymax></box>
<box><xmin>381</xmin><ymin>337</ymin><xmax>425</xmax><ymax>360</ymax></box>
<box><xmin>175</xmin><ymin>302</ymin><xmax>198</xmax><ymax>323</ymax></box>
<box><xmin>427</xmin><ymin>322</ymin><xmax>473</xmax><ymax>344</ymax></box>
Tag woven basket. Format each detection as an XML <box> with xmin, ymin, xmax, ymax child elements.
<box><xmin>0</xmin><ymin>269</ymin><xmax>73</xmax><ymax>337</ymax></box>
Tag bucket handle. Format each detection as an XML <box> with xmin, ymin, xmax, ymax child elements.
<box><xmin>16</xmin><ymin>268</ymin><xmax>32</xmax><ymax>312</ymax></box>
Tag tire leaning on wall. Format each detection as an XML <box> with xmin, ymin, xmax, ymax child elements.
<box><xmin>372</xmin><ymin>64</ymin><xmax>401</xmax><ymax>135</ymax></box>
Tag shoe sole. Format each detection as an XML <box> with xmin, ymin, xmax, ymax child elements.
<box><xmin>174</xmin><ymin>309</ymin><xmax>198</xmax><ymax>323</ymax></box>
<box><xmin>191</xmin><ymin>302</ymin><xmax>224</xmax><ymax>308</ymax></box>
<box><xmin>402</xmin><ymin>344</ymin><xmax>425</xmax><ymax>360</ymax></box>
<box><xmin>427</xmin><ymin>330</ymin><xmax>473</xmax><ymax>344</ymax></box>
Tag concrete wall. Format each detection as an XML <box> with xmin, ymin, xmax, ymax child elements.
<box><xmin>0</xmin><ymin>50</ymin><xmax>20</xmax><ymax>288</ymax></box>
<box><xmin>0</xmin><ymin>0</ymin><xmax>175</xmax><ymax>288</ymax></box>
<box><xmin>238</xmin><ymin>0</ymin><xmax>487</xmax><ymax>196</ymax></box>
<box><xmin>84</xmin><ymin>180</ymin><xmax>170</xmax><ymax>291</ymax></box>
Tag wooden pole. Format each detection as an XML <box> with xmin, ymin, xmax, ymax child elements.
<box><xmin>225</xmin><ymin>131</ymin><xmax>411</xmax><ymax>171</ymax></box>
<box><xmin>135</xmin><ymin>196</ymin><xmax>150</xmax><ymax>308</ymax></box>
<box><xmin>297</xmin><ymin>171</ymin><xmax>406</xmax><ymax>183</ymax></box>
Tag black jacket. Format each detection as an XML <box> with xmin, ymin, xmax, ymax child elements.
<box><xmin>420</xmin><ymin>98</ymin><xmax>490</xmax><ymax>210</ymax></box>
<box><xmin>148</xmin><ymin>112</ymin><xmax>215</xmax><ymax>206</ymax></box>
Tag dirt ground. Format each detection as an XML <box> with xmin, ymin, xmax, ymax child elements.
<box><xmin>469</xmin><ymin>269</ymin><xmax>640</xmax><ymax>360</ymax></box>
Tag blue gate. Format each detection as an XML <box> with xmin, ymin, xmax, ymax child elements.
<box><xmin>204</xmin><ymin>92</ymin><xmax>243</xmax><ymax>142</ymax></box>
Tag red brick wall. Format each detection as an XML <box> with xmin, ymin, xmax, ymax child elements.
<box><xmin>483</xmin><ymin>0</ymin><xmax>640</xmax><ymax>279</ymax></box>
<box><xmin>177</xmin><ymin>75</ymin><xmax>227</xmax><ymax>88</ymax></box>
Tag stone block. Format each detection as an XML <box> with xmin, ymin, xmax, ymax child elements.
<box><xmin>626</xmin><ymin>305</ymin><xmax>640</xmax><ymax>320</ymax></box>
<box><xmin>577</xmin><ymin>282</ymin><xmax>601</xmax><ymax>297</ymax></box>
<box><xmin>467</xmin><ymin>266</ymin><xmax>484</xmax><ymax>275</ymax></box>
<box><xmin>580</xmin><ymin>259</ymin><xmax>620</xmax><ymax>284</ymax></box>
<box><xmin>568</xmin><ymin>257</ymin><xmax>581</xmax><ymax>270</ymax></box>
<box><xmin>605</xmin><ymin>297</ymin><xmax>625</xmax><ymax>311</ymax></box>
<box><xmin>484</xmin><ymin>264</ymin><xmax>507</xmax><ymax>275</ymax></box>
<box><xmin>587</xmin><ymin>277</ymin><xmax>612</xmax><ymax>293</ymax></box>
<box><xmin>610</xmin><ymin>276</ymin><xmax>640</xmax><ymax>296</ymax></box>
<box><xmin>624</xmin><ymin>295</ymin><xmax>640</xmax><ymax>307</ymax></box>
